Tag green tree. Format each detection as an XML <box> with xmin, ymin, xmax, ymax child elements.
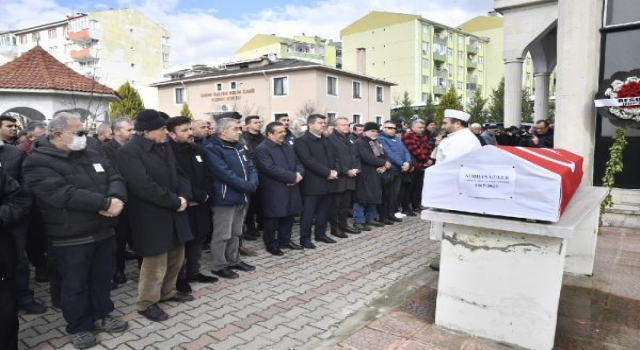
<box><xmin>487</xmin><ymin>77</ymin><xmax>505</xmax><ymax>123</ymax></box>
<box><xmin>109</xmin><ymin>82</ymin><xmax>145</xmax><ymax>120</ymax></box>
<box><xmin>180</xmin><ymin>102</ymin><xmax>194</xmax><ymax>119</ymax></box>
<box><xmin>435</xmin><ymin>87</ymin><xmax>463</xmax><ymax>125</ymax></box>
<box><xmin>418</xmin><ymin>94</ymin><xmax>436</xmax><ymax>121</ymax></box>
<box><xmin>468</xmin><ymin>89</ymin><xmax>488</xmax><ymax>124</ymax></box>
<box><xmin>391</xmin><ymin>91</ymin><xmax>415</xmax><ymax>122</ymax></box>
<box><xmin>521</xmin><ymin>89</ymin><xmax>534</xmax><ymax>123</ymax></box>
<box><xmin>547</xmin><ymin>100</ymin><xmax>556</xmax><ymax>123</ymax></box>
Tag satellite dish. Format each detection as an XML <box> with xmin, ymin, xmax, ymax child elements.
<box><xmin>267</xmin><ymin>53</ymin><xmax>277</xmax><ymax>62</ymax></box>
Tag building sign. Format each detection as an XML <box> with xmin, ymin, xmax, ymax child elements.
<box><xmin>200</xmin><ymin>88</ymin><xmax>256</xmax><ymax>102</ymax></box>
<box><xmin>458</xmin><ymin>164</ymin><xmax>516</xmax><ymax>199</ymax></box>
<box><xmin>595</xmin><ymin>69</ymin><xmax>640</xmax><ymax>128</ymax></box>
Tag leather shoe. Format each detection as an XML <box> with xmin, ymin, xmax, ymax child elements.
<box><xmin>176</xmin><ymin>278</ymin><xmax>192</xmax><ymax>293</ymax></box>
<box><xmin>354</xmin><ymin>223</ymin><xmax>372</xmax><ymax>231</ymax></box>
<box><xmin>330</xmin><ymin>227</ymin><xmax>348</xmax><ymax>238</ymax></box>
<box><xmin>139</xmin><ymin>304</ymin><xmax>169</xmax><ymax>322</ymax></box>
<box><xmin>166</xmin><ymin>292</ymin><xmax>195</xmax><ymax>303</ymax></box>
<box><xmin>316</xmin><ymin>236</ymin><xmax>337</xmax><ymax>244</ymax></box>
<box><xmin>382</xmin><ymin>219</ymin><xmax>394</xmax><ymax>225</ymax></box>
<box><xmin>388</xmin><ymin>216</ymin><xmax>403</xmax><ymax>222</ymax></box>
<box><xmin>187</xmin><ymin>273</ymin><xmax>219</xmax><ymax>283</ymax></box>
<box><xmin>281</xmin><ymin>241</ymin><xmax>303</xmax><ymax>250</ymax></box>
<box><xmin>402</xmin><ymin>210</ymin><xmax>418</xmax><ymax>217</ymax></box>
<box><xmin>113</xmin><ymin>271</ymin><xmax>127</xmax><ymax>284</ymax></box>
<box><xmin>301</xmin><ymin>241</ymin><xmax>316</xmax><ymax>249</ymax></box>
<box><xmin>267</xmin><ymin>247</ymin><xmax>285</xmax><ymax>256</ymax></box>
<box><xmin>367</xmin><ymin>220</ymin><xmax>385</xmax><ymax>227</ymax></box>
<box><xmin>239</xmin><ymin>246</ymin><xmax>258</xmax><ymax>256</ymax></box>
<box><xmin>212</xmin><ymin>267</ymin><xmax>239</xmax><ymax>279</ymax></box>
<box><xmin>20</xmin><ymin>300</ymin><xmax>46</xmax><ymax>315</ymax></box>
<box><xmin>229</xmin><ymin>261</ymin><xmax>256</xmax><ymax>272</ymax></box>
<box><xmin>341</xmin><ymin>225</ymin><xmax>361</xmax><ymax>234</ymax></box>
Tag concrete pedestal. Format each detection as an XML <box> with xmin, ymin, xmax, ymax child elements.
<box><xmin>421</xmin><ymin>186</ymin><xmax>607</xmax><ymax>350</ymax></box>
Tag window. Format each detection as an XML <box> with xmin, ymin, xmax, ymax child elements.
<box><xmin>447</xmin><ymin>48</ymin><xmax>453</xmax><ymax>57</ymax></box>
<box><xmin>216</xmin><ymin>83</ymin><xmax>222</xmax><ymax>91</ymax></box>
<box><xmin>352</xmin><ymin>114</ymin><xmax>361</xmax><ymax>124</ymax></box>
<box><xmin>273</xmin><ymin>76</ymin><xmax>288</xmax><ymax>96</ymax></box>
<box><xmin>478</xmin><ymin>56</ymin><xmax>484</xmax><ymax>65</ymax></box>
<box><xmin>48</xmin><ymin>29</ymin><xmax>57</xmax><ymax>39</ymax></box>
<box><xmin>352</xmin><ymin>81</ymin><xmax>361</xmax><ymax>99</ymax></box>
<box><xmin>422</xmin><ymin>58</ymin><xmax>429</xmax><ymax>68</ymax></box>
<box><xmin>422</xmin><ymin>25</ymin><xmax>428</xmax><ymax>34</ymax></box>
<box><xmin>376</xmin><ymin>116</ymin><xmax>382</xmax><ymax>124</ymax></box>
<box><xmin>478</xmin><ymin>71</ymin><xmax>484</xmax><ymax>80</ymax></box>
<box><xmin>457</xmin><ymin>81</ymin><xmax>464</xmax><ymax>90</ymax></box>
<box><xmin>327</xmin><ymin>112</ymin><xmax>337</xmax><ymax>123</ymax></box>
<box><xmin>327</xmin><ymin>76</ymin><xmax>338</xmax><ymax>96</ymax></box>
<box><xmin>458</xmin><ymin>36</ymin><xmax>465</xmax><ymax>45</ymax></box>
<box><xmin>422</xmin><ymin>75</ymin><xmax>428</xmax><ymax>85</ymax></box>
<box><xmin>422</xmin><ymin>41</ymin><xmax>429</xmax><ymax>54</ymax></box>
<box><xmin>162</xmin><ymin>36</ymin><xmax>170</xmax><ymax>45</ymax></box>
<box><xmin>376</xmin><ymin>86</ymin><xmax>383</xmax><ymax>102</ymax></box>
<box><xmin>175</xmin><ymin>87</ymin><xmax>185</xmax><ymax>104</ymax></box>
<box><xmin>422</xmin><ymin>93</ymin><xmax>428</xmax><ymax>103</ymax></box>
<box><xmin>458</xmin><ymin>66</ymin><xmax>464</xmax><ymax>76</ymax></box>
<box><xmin>230</xmin><ymin>81</ymin><xmax>237</xmax><ymax>90</ymax></box>
<box><xmin>458</xmin><ymin>51</ymin><xmax>464</xmax><ymax>60</ymax></box>
<box><xmin>31</xmin><ymin>33</ymin><xmax>38</xmax><ymax>42</ymax></box>
<box><xmin>162</xmin><ymin>52</ymin><xmax>169</xmax><ymax>62</ymax></box>
<box><xmin>19</xmin><ymin>35</ymin><xmax>26</xmax><ymax>44</ymax></box>
<box><xmin>62</xmin><ymin>26</ymin><xmax>68</xmax><ymax>37</ymax></box>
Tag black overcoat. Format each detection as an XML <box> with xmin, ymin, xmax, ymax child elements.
<box><xmin>254</xmin><ymin>138</ymin><xmax>304</xmax><ymax>218</ymax></box>
<box><xmin>169</xmin><ymin>140</ymin><xmax>212</xmax><ymax>239</ymax></box>
<box><xmin>354</xmin><ymin>137</ymin><xmax>387</xmax><ymax>204</ymax></box>
<box><xmin>117</xmin><ymin>135</ymin><xmax>193</xmax><ymax>257</ymax></box>
<box><xmin>293</xmin><ymin>132</ymin><xmax>338</xmax><ymax>196</ymax></box>
<box><xmin>327</xmin><ymin>130</ymin><xmax>360</xmax><ymax>193</ymax></box>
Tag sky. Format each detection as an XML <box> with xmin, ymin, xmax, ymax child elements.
<box><xmin>1</xmin><ymin>0</ymin><xmax>495</xmax><ymax>70</ymax></box>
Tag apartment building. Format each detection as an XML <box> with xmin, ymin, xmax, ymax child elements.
<box><xmin>153</xmin><ymin>56</ymin><xmax>393</xmax><ymax>123</ymax></box>
<box><xmin>0</xmin><ymin>8</ymin><xmax>170</xmax><ymax>109</ymax></box>
<box><xmin>235</xmin><ymin>33</ymin><xmax>342</xmax><ymax>68</ymax></box>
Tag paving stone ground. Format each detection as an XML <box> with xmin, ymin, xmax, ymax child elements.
<box><xmin>19</xmin><ymin>215</ymin><xmax>437</xmax><ymax>350</ymax></box>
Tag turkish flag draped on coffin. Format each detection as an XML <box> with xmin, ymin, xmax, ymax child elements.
<box><xmin>422</xmin><ymin>146</ymin><xmax>583</xmax><ymax>222</ymax></box>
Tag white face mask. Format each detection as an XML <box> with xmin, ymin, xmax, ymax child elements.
<box><xmin>67</xmin><ymin>135</ymin><xmax>87</xmax><ymax>151</ymax></box>
<box><xmin>301</xmin><ymin>125</ymin><xmax>308</xmax><ymax>132</ymax></box>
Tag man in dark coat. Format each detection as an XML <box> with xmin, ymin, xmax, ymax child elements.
<box><xmin>23</xmin><ymin>113</ymin><xmax>128</xmax><ymax>349</ymax></box>
<box><xmin>0</xmin><ymin>115</ymin><xmax>18</xmax><ymax>145</ymax></box>
<box><xmin>167</xmin><ymin>117</ymin><xmax>218</xmax><ymax>293</ymax></box>
<box><xmin>204</xmin><ymin>118</ymin><xmax>258</xmax><ymax>279</ymax></box>
<box><xmin>327</xmin><ymin>117</ymin><xmax>361</xmax><ymax>238</ymax></box>
<box><xmin>100</xmin><ymin>118</ymin><xmax>136</xmax><ymax>285</ymax></box>
<box><xmin>241</xmin><ymin>115</ymin><xmax>265</xmax><ymax>241</ymax></box>
<box><xmin>293</xmin><ymin>114</ymin><xmax>339</xmax><ymax>249</ymax></box>
<box><xmin>275</xmin><ymin>114</ymin><xmax>296</xmax><ymax>146</ymax></box>
<box><xmin>353</xmin><ymin>123</ymin><xmax>390</xmax><ymax>231</ymax></box>
<box><xmin>254</xmin><ymin>121</ymin><xmax>304</xmax><ymax>256</ymax></box>
<box><xmin>0</xmin><ymin>167</ymin><xmax>31</xmax><ymax>350</ymax></box>
<box><xmin>117</xmin><ymin>109</ymin><xmax>194</xmax><ymax>323</ymax></box>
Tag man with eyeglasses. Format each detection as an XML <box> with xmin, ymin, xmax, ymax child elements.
<box><xmin>0</xmin><ymin>115</ymin><xmax>19</xmax><ymax>145</ymax></box>
<box><xmin>23</xmin><ymin>112</ymin><xmax>128</xmax><ymax>349</ymax></box>
<box><xmin>527</xmin><ymin>120</ymin><xmax>554</xmax><ymax>148</ymax></box>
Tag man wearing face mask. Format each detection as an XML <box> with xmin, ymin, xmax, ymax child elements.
<box><xmin>23</xmin><ymin>112</ymin><xmax>128</xmax><ymax>349</ymax></box>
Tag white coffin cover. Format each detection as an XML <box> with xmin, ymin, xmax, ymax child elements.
<box><xmin>421</xmin><ymin>145</ymin><xmax>581</xmax><ymax>222</ymax></box>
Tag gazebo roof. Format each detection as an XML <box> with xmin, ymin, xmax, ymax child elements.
<box><xmin>0</xmin><ymin>46</ymin><xmax>118</xmax><ymax>96</ymax></box>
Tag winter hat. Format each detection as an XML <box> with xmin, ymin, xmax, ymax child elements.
<box><xmin>363</xmin><ymin>122</ymin><xmax>381</xmax><ymax>132</ymax></box>
<box><xmin>135</xmin><ymin>109</ymin><xmax>167</xmax><ymax>131</ymax></box>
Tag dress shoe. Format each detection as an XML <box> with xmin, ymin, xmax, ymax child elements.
<box><xmin>281</xmin><ymin>241</ymin><xmax>303</xmax><ymax>250</ymax></box>
<box><xmin>367</xmin><ymin>220</ymin><xmax>385</xmax><ymax>227</ymax></box>
<box><xmin>402</xmin><ymin>210</ymin><xmax>418</xmax><ymax>217</ymax></box>
<box><xmin>267</xmin><ymin>247</ymin><xmax>285</xmax><ymax>256</ymax></box>
<box><xmin>382</xmin><ymin>219</ymin><xmax>394</xmax><ymax>225</ymax></box>
<box><xmin>176</xmin><ymin>278</ymin><xmax>192</xmax><ymax>293</ymax></box>
<box><xmin>212</xmin><ymin>267</ymin><xmax>239</xmax><ymax>279</ymax></box>
<box><xmin>20</xmin><ymin>300</ymin><xmax>46</xmax><ymax>315</ymax></box>
<box><xmin>239</xmin><ymin>246</ymin><xmax>258</xmax><ymax>256</ymax></box>
<box><xmin>330</xmin><ymin>227</ymin><xmax>348</xmax><ymax>238</ymax></box>
<box><xmin>229</xmin><ymin>261</ymin><xmax>256</xmax><ymax>272</ymax></box>
<box><xmin>353</xmin><ymin>223</ymin><xmax>372</xmax><ymax>231</ymax></box>
<box><xmin>138</xmin><ymin>304</ymin><xmax>169</xmax><ymax>322</ymax></box>
<box><xmin>341</xmin><ymin>225</ymin><xmax>361</xmax><ymax>234</ymax></box>
<box><xmin>113</xmin><ymin>271</ymin><xmax>127</xmax><ymax>284</ymax></box>
<box><xmin>301</xmin><ymin>241</ymin><xmax>316</xmax><ymax>249</ymax></box>
<box><xmin>166</xmin><ymin>292</ymin><xmax>195</xmax><ymax>303</ymax></box>
<box><xmin>388</xmin><ymin>216</ymin><xmax>403</xmax><ymax>223</ymax></box>
<box><xmin>187</xmin><ymin>273</ymin><xmax>219</xmax><ymax>284</ymax></box>
<box><xmin>316</xmin><ymin>236</ymin><xmax>337</xmax><ymax>244</ymax></box>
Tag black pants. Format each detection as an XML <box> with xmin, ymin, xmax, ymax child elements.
<box><xmin>244</xmin><ymin>192</ymin><xmax>263</xmax><ymax>231</ymax></box>
<box><xmin>401</xmin><ymin>170</ymin><xmax>425</xmax><ymax>212</ymax></box>
<box><xmin>179</xmin><ymin>228</ymin><xmax>206</xmax><ymax>279</ymax></box>
<box><xmin>380</xmin><ymin>171</ymin><xmax>402</xmax><ymax>220</ymax></box>
<box><xmin>330</xmin><ymin>190</ymin><xmax>352</xmax><ymax>229</ymax></box>
<box><xmin>115</xmin><ymin>209</ymin><xmax>132</xmax><ymax>273</ymax></box>
<box><xmin>25</xmin><ymin>209</ymin><xmax>47</xmax><ymax>269</ymax></box>
<box><xmin>300</xmin><ymin>194</ymin><xmax>331</xmax><ymax>244</ymax></box>
<box><xmin>55</xmin><ymin>236</ymin><xmax>116</xmax><ymax>334</ymax></box>
<box><xmin>0</xmin><ymin>235</ymin><xmax>18</xmax><ymax>350</ymax></box>
<box><xmin>263</xmin><ymin>215</ymin><xmax>295</xmax><ymax>250</ymax></box>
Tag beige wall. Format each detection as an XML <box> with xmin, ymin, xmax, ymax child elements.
<box><xmin>157</xmin><ymin>68</ymin><xmax>392</xmax><ymax>123</ymax></box>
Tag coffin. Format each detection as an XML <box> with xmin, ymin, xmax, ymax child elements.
<box><xmin>422</xmin><ymin>146</ymin><xmax>583</xmax><ymax>222</ymax></box>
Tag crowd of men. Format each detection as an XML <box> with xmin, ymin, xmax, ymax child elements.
<box><xmin>0</xmin><ymin>109</ymin><xmax>555</xmax><ymax>349</ymax></box>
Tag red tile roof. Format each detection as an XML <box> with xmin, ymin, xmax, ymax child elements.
<box><xmin>0</xmin><ymin>45</ymin><xmax>118</xmax><ymax>96</ymax></box>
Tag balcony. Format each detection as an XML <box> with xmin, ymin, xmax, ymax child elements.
<box><xmin>67</xmin><ymin>28</ymin><xmax>102</xmax><ymax>43</ymax></box>
<box><xmin>467</xmin><ymin>74</ymin><xmax>477</xmax><ymax>84</ymax></box>
<box><xmin>467</xmin><ymin>43</ymin><xmax>478</xmax><ymax>55</ymax></box>
<box><xmin>70</xmin><ymin>48</ymin><xmax>99</xmax><ymax>61</ymax></box>
<box><xmin>434</xmin><ymin>68</ymin><xmax>448</xmax><ymax>79</ymax></box>
<box><xmin>433</xmin><ymin>51</ymin><xmax>447</xmax><ymax>62</ymax></box>
<box><xmin>467</xmin><ymin>59</ymin><xmax>477</xmax><ymax>70</ymax></box>
<box><xmin>433</xmin><ymin>85</ymin><xmax>447</xmax><ymax>95</ymax></box>
<box><xmin>434</xmin><ymin>35</ymin><xmax>447</xmax><ymax>47</ymax></box>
